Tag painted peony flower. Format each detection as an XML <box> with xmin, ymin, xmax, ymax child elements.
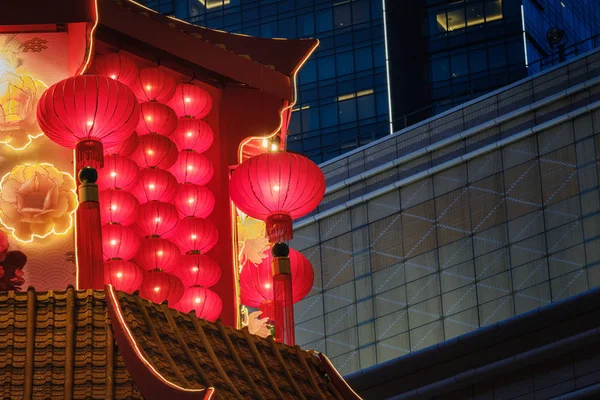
<box><xmin>0</xmin><ymin>164</ymin><xmax>77</xmax><ymax>242</ymax></box>
<box><xmin>237</xmin><ymin>211</ymin><xmax>269</xmax><ymax>269</ymax></box>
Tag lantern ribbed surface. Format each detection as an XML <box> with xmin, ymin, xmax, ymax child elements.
<box><xmin>169</xmin><ymin>150</ymin><xmax>213</xmax><ymax>185</ymax></box>
<box><xmin>134</xmin><ymin>201</ymin><xmax>179</xmax><ymax>238</ymax></box>
<box><xmin>132</xmin><ymin>67</ymin><xmax>177</xmax><ymax>103</ymax></box>
<box><xmin>141</xmin><ymin>270</ymin><xmax>184</xmax><ymax>305</ymax></box>
<box><xmin>97</xmin><ymin>155</ymin><xmax>140</xmax><ymax>191</ymax></box>
<box><xmin>130</xmin><ymin>134</ymin><xmax>178</xmax><ymax>169</ymax></box>
<box><xmin>105</xmin><ymin>260</ymin><xmax>144</xmax><ymax>293</ymax></box>
<box><xmin>137</xmin><ymin>102</ymin><xmax>178</xmax><ymax>136</ymax></box>
<box><xmin>171</xmin><ymin>118</ymin><xmax>214</xmax><ymax>153</ymax></box>
<box><xmin>176</xmin><ymin>286</ymin><xmax>222</xmax><ymax>322</ymax></box>
<box><xmin>168</xmin><ymin>83</ymin><xmax>212</xmax><ymax>119</ymax></box>
<box><xmin>134</xmin><ymin>168</ymin><xmax>178</xmax><ymax>203</ymax></box>
<box><xmin>134</xmin><ymin>237</ymin><xmax>180</xmax><ymax>272</ymax></box>
<box><xmin>99</xmin><ymin>189</ymin><xmax>139</xmax><ymax>226</ymax></box>
<box><xmin>171</xmin><ymin>217</ymin><xmax>218</xmax><ymax>255</ymax></box>
<box><xmin>173</xmin><ymin>183</ymin><xmax>215</xmax><ymax>218</ymax></box>
<box><xmin>104</xmin><ymin>131</ymin><xmax>139</xmax><ymax>157</ymax></box>
<box><xmin>101</xmin><ymin>224</ymin><xmax>141</xmax><ymax>261</ymax></box>
<box><xmin>93</xmin><ymin>53</ymin><xmax>139</xmax><ymax>85</ymax></box>
<box><xmin>174</xmin><ymin>253</ymin><xmax>221</xmax><ymax>288</ymax></box>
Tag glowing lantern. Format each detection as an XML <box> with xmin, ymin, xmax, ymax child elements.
<box><xmin>174</xmin><ymin>254</ymin><xmax>221</xmax><ymax>288</ymax></box>
<box><xmin>173</xmin><ymin>183</ymin><xmax>215</xmax><ymax>218</ymax></box>
<box><xmin>168</xmin><ymin>83</ymin><xmax>212</xmax><ymax>119</ymax></box>
<box><xmin>99</xmin><ymin>189</ymin><xmax>139</xmax><ymax>226</ymax></box>
<box><xmin>134</xmin><ymin>168</ymin><xmax>178</xmax><ymax>203</ymax></box>
<box><xmin>171</xmin><ymin>217</ymin><xmax>218</xmax><ymax>254</ymax></box>
<box><xmin>134</xmin><ymin>237</ymin><xmax>180</xmax><ymax>272</ymax></box>
<box><xmin>176</xmin><ymin>287</ymin><xmax>222</xmax><ymax>322</ymax></box>
<box><xmin>141</xmin><ymin>270</ymin><xmax>184</xmax><ymax>305</ymax></box>
<box><xmin>134</xmin><ymin>201</ymin><xmax>179</xmax><ymax>238</ymax></box>
<box><xmin>101</xmin><ymin>224</ymin><xmax>141</xmax><ymax>261</ymax></box>
<box><xmin>93</xmin><ymin>53</ymin><xmax>139</xmax><ymax>85</ymax></box>
<box><xmin>105</xmin><ymin>260</ymin><xmax>144</xmax><ymax>293</ymax></box>
<box><xmin>171</xmin><ymin>118</ymin><xmax>214</xmax><ymax>153</ymax></box>
<box><xmin>132</xmin><ymin>67</ymin><xmax>177</xmax><ymax>103</ymax></box>
<box><xmin>137</xmin><ymin>102</ymin><xmax>178</xmax><ymax>136</ymax></box>
<box><xmin>104</xmin><ymin>131</ymin><xmax>139</xmax><ymax>157</ymax></box>
<box><xmin>36</xmin><ymin>75</ymin><xmax>140</xmax><ymax>168</ymax></box>
<box><xmin>240</xmin><ymin>247</ymin><xmax>313</xmax><ymax>318</ymax></box>
<box><xmin>96</xmin><ymin>155</ymin><xmax>139</xmax><ymax>191</ymax></box>
<box><xmin>229</xmin><ymin>152</ymin><xmax>325</xmax><ymax>243</ymax></box>
<box><xmin>169</xmin><ymin>151</ymin><xmax>213</xmax><ymax>185</ymax></box>
<box><xmin>129</xmin><ymin>134</ymin><xmax>178</xmax><ymax>169</ymax></box>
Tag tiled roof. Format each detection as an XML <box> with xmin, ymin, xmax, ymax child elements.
<box><xmin>0</xmin><ymin>287</ymin><xmax>350</xmax><ymax>399</ymax></box>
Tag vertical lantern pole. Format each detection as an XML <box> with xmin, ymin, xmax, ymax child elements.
<box><xmin>272</xmin><ymin>242</ymin><xmax>295</xmax><ymax>346</ymax></box>
<box><xmin>77</xmin><ymin>167</ymin><xmax>105</xmax><ymax>289</ymax></box>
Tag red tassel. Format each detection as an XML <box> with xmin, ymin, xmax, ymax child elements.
<box><xmin>266</xmin><ymin>213</ymin><xmax>293</xmax><ymax>243</ymax></box>
<box><xmin>76</xmin><ymin>140</ymin><xmax>105</xmax><ymax>171</ymax></box>
<box><xmin>272</xmin><ymin>255</ymin><xmax>295</xmax><ymax>345</ymax></box>
<box><xmin>259</xmin><ymin>300</ymin><xmax>274</xmax><ymax>321</ymax></box>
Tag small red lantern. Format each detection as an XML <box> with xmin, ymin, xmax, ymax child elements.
<box><xmin>0</xmin><ymin>231</ymin><xmax>8</xmax><ymax>262</ymax></box>
<box><xmin>134</xmin><ymin>237</ymin><xmax>180</xmax><ymax>272</ymax></box>
<box><xmin>229</xmin><ymin>152</ymin><xmax>325</xmax><ymax>242</ymax></box>
<box><xmin>141</xmin><ymin>270</ymin><xmax>184</xmax><ymax>305</ymax></box>
<box><xmin>137</xmin><ymin>102</ymin><xmax>178</xmax><ymax>136</ymax></box>
<box><xmin>132</xmin><ymin>67</ymin><xmax>177</xmax><ymax>103</ymax></box>
<box><xmin>174</xmin><ymin>254</ymin><xmax>221</xmax><ymax>288</ymax></box>
<box><xmin>129</xmin><ymin>134</ymin><xmax>178</xmax><ymax>169</ymax></box>
<box><xmin>168</xmin><ymin>83</ymin><xmax>212</xmax><ymax>119</ymax></box>
<box><xmin>99</xmin><ymin>189</ymin><xmax>139</xmax><ymax>226</ymax></box>
<box><xmin>171</xmin><ymin>217</ymin><xmax>218</xmax><ymax>254</ymax></box>
<box><xmin>97</xmin><ymin>155</ymin><xmax>139</xmax><ymax>191</ymax></box>
<box><xmin>93</xmin><ymin>53</ymin><xmax>139</xmax><ymax>85</ymax></box>
<box><xmin>37</xmin><ymin>75</ymin><xmax>140</xmax><ymax>168</ymax></box>
<box><xmin>240</xmin><ymin>247</ymin><xmax>314</xmax><ymax>317</ymax></box>
<box><xmin>176</xmin><ymin>286</ymin><xmax>222</xmax><ymax>321</ymax></box>
<box><xmin>102</xmin><ymin>224</ymin><xmax>141</xmax><ymax>261</ymax></box>
<box><xmin>134</xmin><ymin>201</ymin><xmax>179</xmax><ymax>238</ymax></box>
<box><xmin>173</xmin><ymin>183</ymin><xmax>215</xmax><ymax>218</ymax></box>
<box><xmin>105</xmin><ymin>260</ymin><xmax>144</xmax><ymax>293</ymax></box>
<box><xmin>104</xmin><ymin>131</ymin><xmax>139</xmax><ymax>157</ymax></box>
<box><xmin>169</xmin><ymin>151</ymin><xmax>213</xmax><ymax>185</ymax></box>
<box><xmin>134</xmin><ymin>168</ymin><xmax>178</xmax><ymax>203</ymax></box>
<box><xmin>171</xmin><ymin>118</ymin><xmax>214</xmax><ymax>153</ymax></box>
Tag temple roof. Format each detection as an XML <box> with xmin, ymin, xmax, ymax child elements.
<box><xmin>0</xmin><ymin>287</ymin><xmax>348</xmax><ymax>399</ymax></box>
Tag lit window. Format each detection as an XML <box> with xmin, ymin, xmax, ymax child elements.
<box><xmin>435</xmin><ymin>0</ymin><xmax>502</xmax><ymax>32</ymax></box>
<box><xmin>198</xmin><ymin>0</ymin><xmax>230</xmax><ymax>9</ymax></box>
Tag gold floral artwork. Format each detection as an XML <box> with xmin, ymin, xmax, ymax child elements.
<box><xmin>0</xmin><ymin>164</ymin><xmax>77</xmax><ymax>242</ymax></box>
<box><xmin>236</xmin><ymin>210</ymin><xmax>269</xmax><ymax>270</ymax></box>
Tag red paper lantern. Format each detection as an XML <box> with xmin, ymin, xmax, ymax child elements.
<box><xmin>176</xmin><ymin>287</ymin><xmax>222</xmax><ymax>321</ymax></box>
<box><xmin>97</xmin><ymin>155</ymin><xmax>139</xmax><ymax>191</ymax></box>
<box><xmin>105</xmin><ymin>260</ymin><xmax>144</xmax><ymax>293</ymax></box>
<box><xmin>132</xmin><ymin>67</ymin><xmax>177</xmax><ymax>103</ymax></box>
<box><xmin>229</xmin><ymin>152</ymin><xmax>325</xmax><ymax>242</ymax></box>
<box><xmin>104</xmin><ymin>131</ymin><xmax>139</xmax><ymax>157</ymax></box>
<box><xmin>171</xmin><ymin>118</ymin><xmax>214</xmax><ymax>153</ymax></box>
<box><xmin>141</xmin><ymin>270</ymin><xmax>184</xmax><ymax>305</ymax></box>
<box><xmin>135</xmin><ymin>237</ymin><xmax>180</xmax><ymax>272</ymax></box>
<box><xmin>102</xmin><ymin>224</ymin><xmax>141</xmax><ymax>261</ymax></box>
<box><xmin>174</xmin><ymin>254</ymin><xmax>221</xmax><ymax>288</ymax></box>
<box><xmin>37</xmin><ymin>75</ymin><xmax>140</xmax><ymax>168</ymax></box>
<box><xmin>240</xmin><ymin>247</ymin><xmax>314</xmax><ymax>308</ymax></box>
<box><xmin>173</xmin><ymin>183</ymin><xmax>215</xmax><ymax>218</ymax></box>
<box><xmin>99</xmin><ymin>189</ymin><xmax>139</xmax><ymax>226</ymax></box>
<box><xmin>169</xmin><ymin>151</ymin><xmax>213</xmax><ymax>185</ymax></box>
<box><xmin>130</xmin><ymin>134</ymin><xmax>178</xmax><ymax>169</ymax></box>
<box><xmin>134</xmin><ymin>168</ymin><xmax>178</xmax><ymax>203</ymax></box>
<box><xmin>168</xmin><ymin>83</ymin><xmax>212</xmax><ymax>119</ymax></box>
<box><xmin>171</xmin><ymin>217</ymin><xmax>218</xmax><ymax>254</ymax></box>
<box><xmin>134</xmin><ymin>201</ymin><xmax>179</xmax><ymax>238</ymax></box>
<box><xmin>93</xmin><ymin>53</ymin><xmax>139</xmax><ymax>85</ymax></box>
<box><xmin>137</xmin><ymin>102</ymin><xmax>178</xmax><ymax>136</ymax></box>
<box><xmin>0</xmin><ymin>231</ymin><xmax>8</xmax><ymax>262</ymax></box>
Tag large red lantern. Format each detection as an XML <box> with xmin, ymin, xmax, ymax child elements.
<box><xmin>104</xmin><ymin>131</ymin><xmax>139</xmax><ymax>157</ymax></box>
<box><xmin>93</xmin><ymin>53</ymin><xmax>139</xmax><ymax>85</ymax></box>
<box><xmin>137</xmin><ymin>102</ymin><xmax>178</xmax><ymax>136</ymax></box>
<box><xmin>171</xmin><ymin>118</ymin><xmax>214</xmax><ymax>153</ymax></box>
<box><xmin>240</xmin><ymin>247</ymin><xmax>314</xmax><ymax>313</ymax></box>
<box><xmin>134</xmin><ymin>202</ymin><xmax>179</xmax><ymax>238</ymax></box>
<box><xmin>141</xmin><ymin>270</ymin><xmax>184</xmax><ymax>305</ymax></box>
<box><xmin>132</xmin><ymin>67</ymin><xmax>177</xmax><ymax>103</ymax></box>
<box><xmin>168</xmin><ymin>83</ymin><xmax>212</xmax><ymax>119</ymax></box>
<box><xmin>134</xmin><ymin>168</ymin><xmax>178</xmax><ymax>203</ymax></box>
<box><xmin>169</xmin><ymin>151</ymin><xmax>213</xmax><ymax>185</ymax></box>
<box><xmin>105</xmin><ymin>260</ymin><xmax>144</xmax><ymax>293</ymax></box>
<box><xmin>171</xmin><ymin>217</ymin><xmax>218</xmax><ymax>254</ymax></box>
<box><xmin>97</xmin><ymin>155</ymin><xmax>139</xmax><ymax>191</ymax></box>
<box><xmin>101</xmin><ymin>224</ymin><xmax>141</xmax><ymax>261</ymax></box>
<box><xmin>99</xmin><ymin>189</ymin><xmax>139</xmax><ymax>226</ymax></box>
<box><xmin>174</xmin><ymin>254</ymin><xmax>221</xmax><ymax>288</ymax></box>
<box><xmin>37</xmin><ymin>75</ymin><xmax>140</xmax><ymax>168</ymax></box>
<box><xmin>134</xmin><ymin>237</ymin><xmax>180</xmax><ymax>272</ymax></box>
<box><xmin>176</xmin><ymin>287</ymin><xmax>222</xmax><ymax>322</ymax></box>
<box><xmin>229</xmin><ymin>152</ymin><xmax>325</xmax><ymax>242</ymax></box>
<box><xmin>129</xmin><ymin>134</ymin><xmax>178</xmax><ymax>169</ymax></box>
<box><xmin>173</xmin><ymin>183</ymin><xmax>215</xmax><ymax>218</ymax></box>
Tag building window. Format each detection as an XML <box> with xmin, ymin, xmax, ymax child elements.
<box><xmin>198</xmin><ymin>0</ymin><xmax>230</xmax><ymax>9</ymax></box>
<box><xmin>434</xmin><ymin>0</ymin><xmax>503</xmax><ymax>32</ymax></box>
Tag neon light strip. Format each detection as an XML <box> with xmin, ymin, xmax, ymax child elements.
<box><xmin>79</xmin><ymin>0</ymin><xmax>100</xmax><ymax>75</ymax></box>
<box><xmin>521</xmin><ymin>5</ymin><xmax>529</xmax><ymax>68</ymax></box>
<box><xmin>382</xmin><ymin>0</ymin><xmax>393</xmax><ymax>133</ymax></box>
<box><xmin>107</xmin><ymin>285</ymin><xmax>216</xmax><ymax>395</ymax></box>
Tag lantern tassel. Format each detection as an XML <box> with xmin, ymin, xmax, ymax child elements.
<box><xmin>266</xmin><ymin>213</ymin><xmax>293</xmax><ymax>243</ymax></box>
<box><xmin>259</xmin><ymin>300</ymin><xmax>275</xmax><ymax>321</ymax></box>
<box><xmin>272</xmin><ymin>255</ymin><xmax>295</xmax><ymax>345</ymax></box>
<box><xmin>76</xmin><ymin>140</ymin><xmax>105</xmax><ymax>170</ymax></box>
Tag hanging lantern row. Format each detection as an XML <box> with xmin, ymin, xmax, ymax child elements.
<box><xmin>105</xmin><ymin>259</ymin><xmax>144</xmax><ymax>293</ymax></box>
<box><xmin>137</xmin><ymin>101</ymin><xmax>178</xmax><ymax>136</ymax></box>
<box><xmin>173</xmin><ymin>183</ymin><xmax>215</xmax><ymax>219</ymax></box>
<box><xmin>141</xmin><ymin>270</ymin><xmax>185</xmax><ymax>305</ymax></box>
<box><xmin>102</xmin><ymin>223</ymin><xmax>141</xmax><ymax>261</ymax></box>
<box><xmin>172</xmin><ymin>118</ymin><xmax>214</xmax><ymax>153</ymax></box>
<box><xmin>169</xmin><ymin>150</ymin><xmax>214</xmax><ymax>185</ymax></box>
<box><xmin>104</xmin><ymin>131</ymin><xmax>139</xmax><ymax>157</ymax></box>
<box><xmin>176</xmin><ymin>286</ymin><xmax>222</xmax><ymax>322</ymax></box>
<box><xmin>130</xmin><ymin>134</ymin><xmax>178</xmax><ymax>169</ymax></box>
<box><xmin>135</xmin><ymin>168</ymin><xmax>178</xmax><ymax>203</ymax></box>
<box><xmin>99</xmin><ymin>189</ymin><xmax>140</xmax><ymax>226</ymax></box>
<box><xmin>97</xmin><ymin>155</ymin><xmax>139</xmax><ymax>191</ymax></box>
